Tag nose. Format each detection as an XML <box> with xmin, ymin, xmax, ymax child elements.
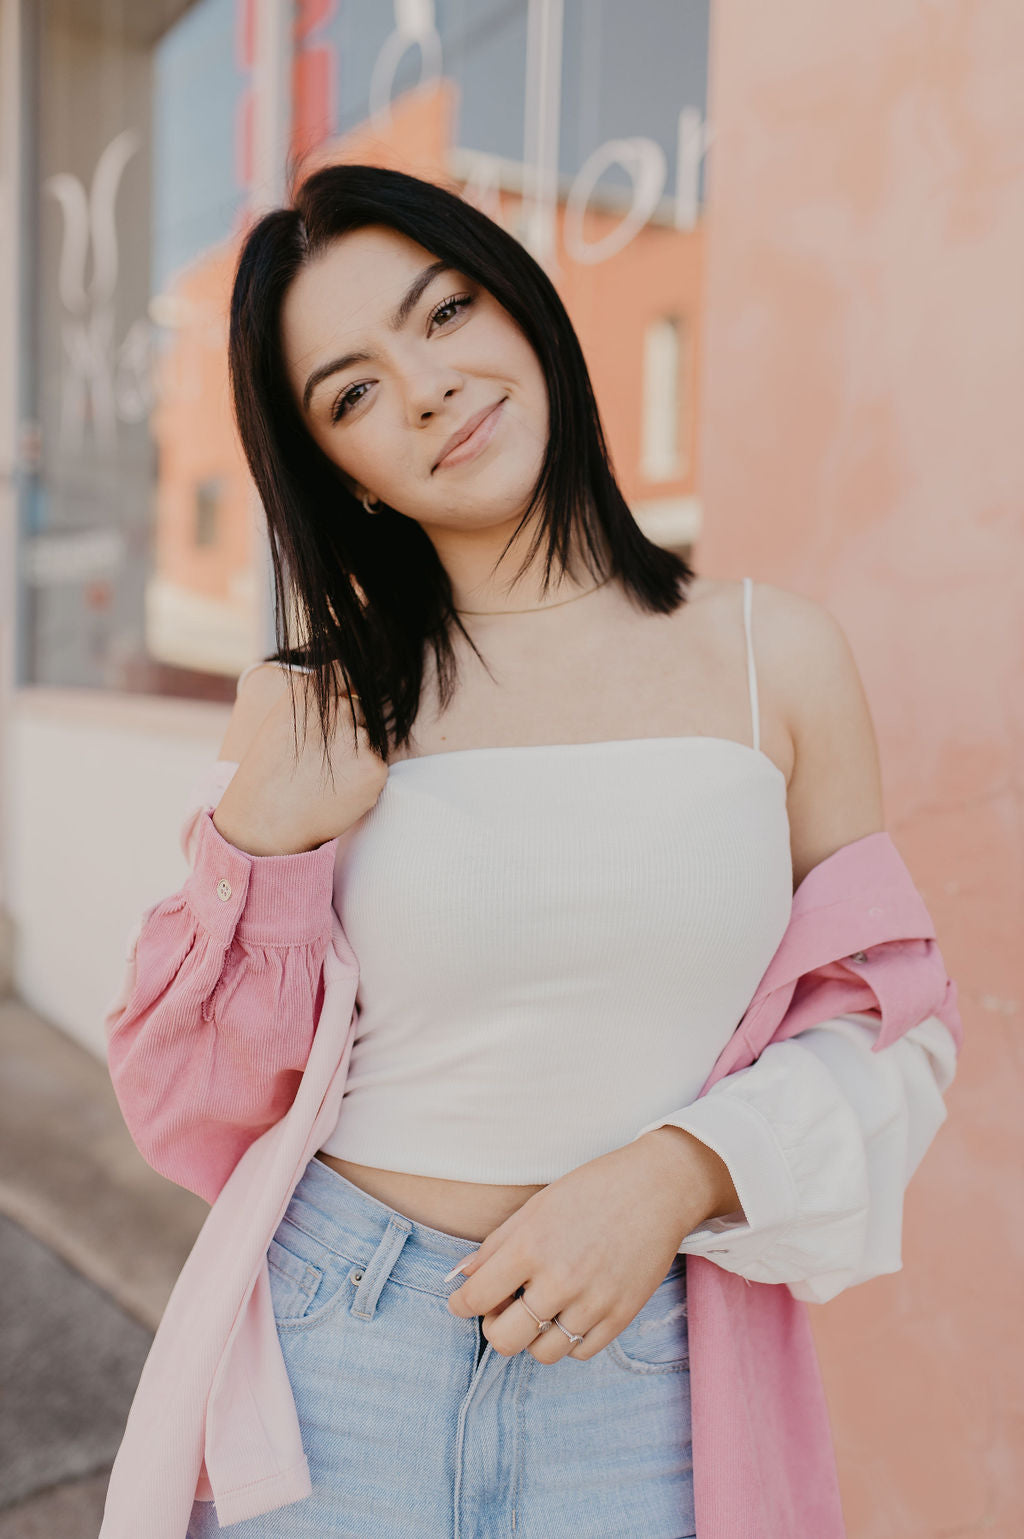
<box><xmin>405</xmin><ymin>370</ymin><xmax>461</xmax><ymax>427</ymax></box>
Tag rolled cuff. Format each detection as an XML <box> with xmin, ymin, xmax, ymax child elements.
<box><xmin>183</xmin><ymin>808</ymin><xmax>338</xmax><ymax>947</ymax></box>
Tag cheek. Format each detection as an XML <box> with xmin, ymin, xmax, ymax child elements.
<box><xmin>354</xmin><ymin>426</ymin><xmax>427</xmax><ymax>504</ymax></box>
<box><xmin>320</xmin><ymin>416</ymin><xmax>409</xmax><ymax>492</ymax></box>
<box><xmin>501</xmin><ymin>337</ymin><xmax>549</xmax><ymax>432</ymax></box>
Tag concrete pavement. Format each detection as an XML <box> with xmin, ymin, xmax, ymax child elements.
<box><xmin>0</xmin><ymin>997</ymin><xmax>207</xmax><ymax>1537</ymax></box>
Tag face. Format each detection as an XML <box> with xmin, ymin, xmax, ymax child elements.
<box><xmin>280</xmin><ymin>224</ymin><xmax>550</xmax><ymax>536</ymax></box>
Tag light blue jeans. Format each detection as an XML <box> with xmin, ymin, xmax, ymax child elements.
<box><xmin>187</xmin><ymin>1153</ymin><xmax>695</xmax><ymax>1537</ymax></box>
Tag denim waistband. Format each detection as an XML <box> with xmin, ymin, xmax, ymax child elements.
<box><xmin>282</xmin><ymin>1155</ymin><xmax>508</xmax><ymax>1301</ymax></box>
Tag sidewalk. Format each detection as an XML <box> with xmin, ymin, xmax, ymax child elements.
<box><xmin>0</xmin><ymin>996</ymin><xmax>207</xmax><ymax>1537</ymax></box>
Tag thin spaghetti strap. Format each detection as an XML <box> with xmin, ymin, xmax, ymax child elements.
<box><xmin>741</xmin><ymin>576</ymin><xmax>761</xmax><ymax>753</ymax></box>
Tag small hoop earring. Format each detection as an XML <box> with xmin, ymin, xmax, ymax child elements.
<box><xmin>360</xmin><ymin>492</ymin><xmax>381</xmax><ymax>515</ymax></box>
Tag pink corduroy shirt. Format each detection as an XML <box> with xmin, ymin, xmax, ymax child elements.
<box><xmin>99</xmin><ymin>759</ymin><xmax>962</xmax><ymax>1538</ymax></box>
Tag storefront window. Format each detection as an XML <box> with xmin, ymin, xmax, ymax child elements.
<box><xmin>24</xmin><ymin>0</ymin><xmax>255</xmax><ymax>697</ymax></box>
<box><xmin>21</xmin><ymin>0</ymin><xmax>709</xmax><ymax>699</ymax></box>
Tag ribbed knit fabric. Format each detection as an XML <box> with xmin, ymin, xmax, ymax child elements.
<box><xmin>319</xmin><ymin>734</ymin><xmax>792</xmax><ymax>1179</ymax></box>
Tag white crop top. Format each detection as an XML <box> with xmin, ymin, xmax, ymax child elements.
<box><xmin>301</xmin><ymin>576</ymin><xmax>793</xmax><ymax>1183</ymax></box>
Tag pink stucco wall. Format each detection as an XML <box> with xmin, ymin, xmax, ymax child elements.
<box><xmin>699</xmin><ymin>4</ymin><xmax>1023</xmax><ymax>1534</ymax></box>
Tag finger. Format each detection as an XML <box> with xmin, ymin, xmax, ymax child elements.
<box><xmin>488</xmin><ymin>1288</ymin><xmax>587</xmax><ymax>1363</ymax></box>
<box><xmin>479</xmin><ymin>1296</ymin><xmax>518</xmax><ymax>1337</ymax></box>
<box><xmin>526</xmin><ymin>1307</ymin><xmax>590</xmax><ymax>1363</ymax></box>
<box><xmin>445</xmin><ymin>1236</ymin><xmax>520</xmax><ymax>1319</ymax></box>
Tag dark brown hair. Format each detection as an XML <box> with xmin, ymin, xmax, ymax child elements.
<box><xmin>227</xmin><ymin>161</ymin><xmax>695</xmax><ymax>773</ymax></box>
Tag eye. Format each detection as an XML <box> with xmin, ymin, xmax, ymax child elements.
<box><xmin>429</xmin><ymin>292</ymin><xmax>474</xmax><ymax>330</ymax></box>
<box><xmin>329</xmin><ymin>381</ymin><xmax>369</xmax><ymax>425</ymax></box>
<box><xmin>328</xmin><ymin>294</ymin><xmax>473</xmax><ymax>425</ymax></box>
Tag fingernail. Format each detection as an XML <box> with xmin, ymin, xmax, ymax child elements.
<box><xmin>444</xmin><ymin>1259</ymin><xmax>474</xmax><ymax>1283</ymax></box>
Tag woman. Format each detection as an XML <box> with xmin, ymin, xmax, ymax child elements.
<box><xmin>105</xmin><ymin>164</ymin><xmax>960</xmax><ymax>1538</ymax></box>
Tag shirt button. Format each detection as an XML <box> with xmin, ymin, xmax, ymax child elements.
<box><xmin>850</xmin><ymin>950</ymin><xmax>868</xmax><ymax>963</ymax></box>
<box><xmin>216</xmin><ymin>878</ymin><xmax>232</xmax><ymax>902</ymax></box>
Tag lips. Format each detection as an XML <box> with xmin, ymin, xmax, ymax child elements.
<box><xmin>433</xmin><ymin>399</ymin><xmax>506</xmax><ymax>472</ymax></box>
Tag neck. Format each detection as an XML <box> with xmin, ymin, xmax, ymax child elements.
<box><xmin>431</xmin><ymin>518</ymin><xmax>605</xmax><ymax>616</ymax></box>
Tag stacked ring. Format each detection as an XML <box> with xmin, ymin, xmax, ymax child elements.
<box><xmin>514</xmin><ymin>1285</ymin><xmax>585</xmax><ymax>1348</ymax></box>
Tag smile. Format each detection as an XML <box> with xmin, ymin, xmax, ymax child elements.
<box><xmin>433</xmin><ymin>398</ymin><xmax>507</xmax><ymax>471</ymax></box>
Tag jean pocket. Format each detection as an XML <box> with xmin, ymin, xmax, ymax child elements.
<box><xmin>266</xmin><ymin>1215</ymin><xmax>359</xmax><ymax>1329</ymax></box>
<box><xmin>605</xmin><ymin>1257</ymin><xmax>689</xmax><ymax>1374</ymax></box>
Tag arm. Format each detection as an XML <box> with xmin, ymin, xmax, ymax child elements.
<box><xmin>634</xmin><ymin>585</ymin><xmax>960</xmax><ymax>1301</ymax></box>
<box><xmin>104</xmin><ymin>664</ymin><xmax>338</xmax><ymax>1205</ymax></box>
<box><xmin>105</xmin><ymin>804</ymin><xmax>337</xmax><ymax>1205</ymax></box>
<box><xmin>634</xmin><ymin>1007</ymin><xmax>958</xmax><ymax>1301</ymax></box>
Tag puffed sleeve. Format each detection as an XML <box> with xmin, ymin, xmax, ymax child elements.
<box><xmin>104</xmin><ymin>766</ymin><xmax>339</xmax><ymax>1205</ymax></box>
<box><xmin>631</xmin><ymin>1010</ymin><xmax>958</xmax><ymax>1302</ymax></box>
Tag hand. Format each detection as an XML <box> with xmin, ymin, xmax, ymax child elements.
<box><xmin>213</xmin><ymin>668</ymin><xmax>389</xmax><ymax>855</ymax></box>
<box><xmin>446</xmin><ymin>1130</ymin><xmax>738</xmax><ymax>1365</ymax></box>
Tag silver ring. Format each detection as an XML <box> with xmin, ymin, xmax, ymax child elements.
<box><xmin>551</xmin><ymin>1316</ymin><xmax>585</xmax><ymax>1348</ymax></box>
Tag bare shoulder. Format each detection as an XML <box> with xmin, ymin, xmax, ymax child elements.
<box><xmin>689</xmin><ymin>574</ymin><xmax>861</xmax><ymax>718</ymax></box>
<box><xmin>692</xmin><ymin>572</ymin><xmax>846</xmax><ymax>643</ymax></box>
<box><xmin>740</xmin><ymin>578</ymin><xmax>858</xmax><ymax>692</ymax></box>
<box><xmin>712</xmin><ymin>577</ymin><xmax>886</xmax><ymax>887</ymax></box>
<box><xmin>217</xmin><ymin>662</ymin><xmax>307</xmax><ymax>763</ymax></box>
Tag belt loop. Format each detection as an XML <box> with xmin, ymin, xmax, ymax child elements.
<box><xmin>350</xmin><ymin>1213</ymin><xmax>412</xmax><ymax>1320</ymax></box>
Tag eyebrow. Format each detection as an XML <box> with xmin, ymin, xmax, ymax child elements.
<box><xmin>301</xmin><ymin>259</ymin><xmax>454</xmax><ymax>413</ymax></box>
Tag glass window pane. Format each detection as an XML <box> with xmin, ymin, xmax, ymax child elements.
<box><xmin>27</xmin><ymin>0</ymin><xmax>256</xmax><ymax>699</ymax></box>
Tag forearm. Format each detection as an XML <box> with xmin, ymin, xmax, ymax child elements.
<box><xmin>627</xmin><ymin>1011</ymin><xmax>958</xmax><ymax>1298</ymax></box>
<box><xmin>634</xmin><ymin>1124</ymin><xmax>744</xmax><ymax>1226</ymax></box>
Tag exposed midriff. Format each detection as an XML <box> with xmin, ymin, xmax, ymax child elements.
<box><xmin>314</xmin><ymin>1152</ymin><xmax>546</xmax><ymax>1244</ymax></box>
